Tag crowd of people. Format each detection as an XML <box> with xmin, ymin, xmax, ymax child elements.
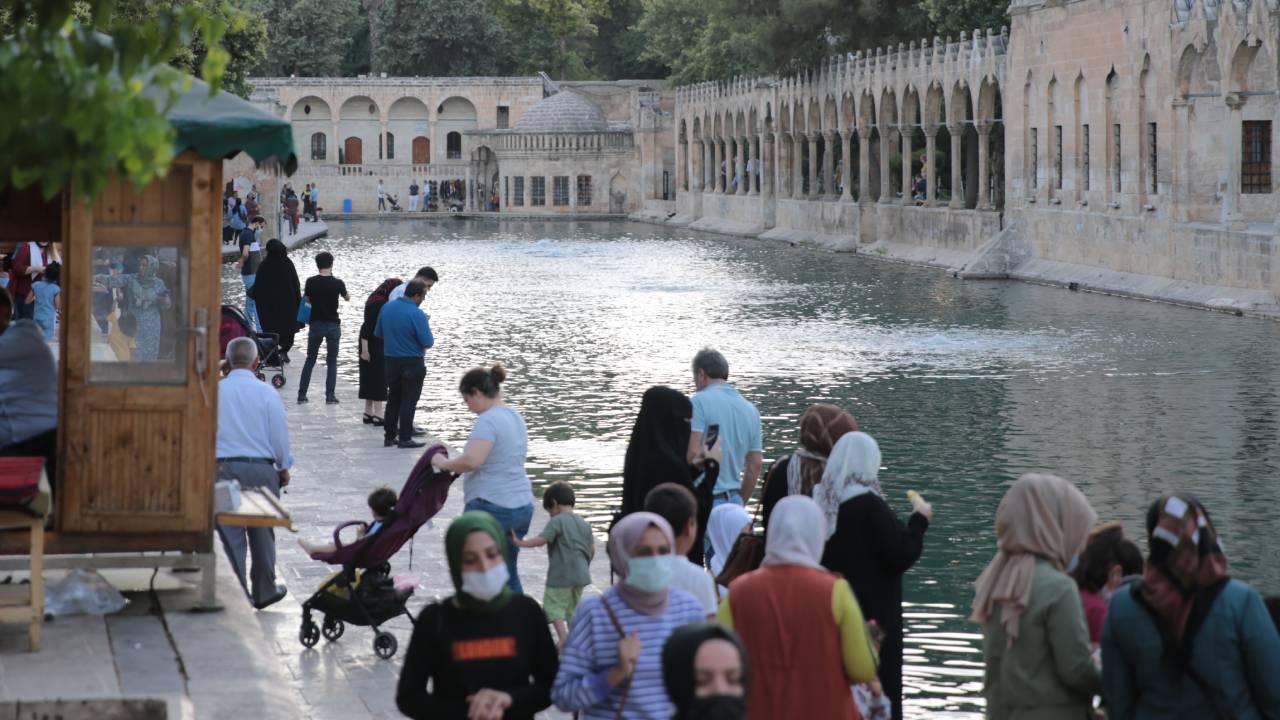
<box><xmin>201</xmin><ymin>240</ymin><xmax>1280</xmax><ymax>719</ymax></box>
<box><xmin>381</xmin><ymin>178</ymin><xmax>470</xmax><ymax>213</ymax></box>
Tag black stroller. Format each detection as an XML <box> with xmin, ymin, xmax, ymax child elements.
<box><xmin>218</xmin><ymin>305</ymin><xmax>285</xmax><ymax>388</ymax></box>
<box><xmin>299</xmin><ymin>445</ymin><xmax>457</xmax><ymax>659</ymax></box>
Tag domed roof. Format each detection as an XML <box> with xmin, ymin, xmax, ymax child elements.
<box><xmin>515</xmin><ymin>90</ymin><xmax>609</xmax><ymax>133</ymax></box>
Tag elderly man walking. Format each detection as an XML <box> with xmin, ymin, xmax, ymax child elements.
<box><xmin>216</xmin><ymin>337</ymin><xmax>293</xmax><ymax>609</ymax></box>
<box><xmin>375</xmin><ymin>278</ymin><xmax>434</xmax><ymax>449</ymax></box>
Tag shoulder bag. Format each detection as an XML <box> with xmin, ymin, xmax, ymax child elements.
<box><xmin>296</xmin><ymin>298</ymin><xmax>311</xmax><ymax>325</ymax></box>
<box><xmin>600</xmin><ymin>596</ymin><xmax>631</xmax><ymax>720</ymax></box>
<box><xmin>713</xmin><ymin>463</ymin><xmax>779</xmax><ymax>588</ymax></box>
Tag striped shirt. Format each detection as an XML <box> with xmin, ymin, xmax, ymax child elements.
<box><xmin>552</xmin><ymin>586</ymin><xmax>705</xmax><ymax>719</ymax></box>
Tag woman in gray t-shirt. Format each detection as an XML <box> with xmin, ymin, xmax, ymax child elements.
<box><xmin>432</xmin><ymin>364</ymin><xmax>536</xmax><ymax>592</ymax></box>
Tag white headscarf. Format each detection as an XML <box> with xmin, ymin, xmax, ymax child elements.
<box><xmin>707</xmin><ymin>503</ymin><xmax>752</xmax><ymax>577</ymax></box>
<box><xmin>815</xmin><ymin>431</ymin><xmax>883</xmax><ymax>539</ymax></box>
<box><xmin>762</xmin><ymin>495</ymin><xmax>827</xmax><ymax>569</ymax></box>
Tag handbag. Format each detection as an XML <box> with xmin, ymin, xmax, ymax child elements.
<box><xmin>296</xmin><ymin>299</ymin><xmax>311</xmax><ymax>325</ymax></box>
<box><xmin>712</xmin><ymin>464</ymin><xmax>776</xmax><ymax>588</ymax></box>
<box><xmin>601</xmin><ymin>597</ymin><xmax>631</xmax><ymax>720</ymax></box>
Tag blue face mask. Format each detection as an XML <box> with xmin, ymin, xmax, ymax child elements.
<box><xmin>626</xmin><ymin>555</ymin><xmax>674</xmax><ymax>593</ymax></box>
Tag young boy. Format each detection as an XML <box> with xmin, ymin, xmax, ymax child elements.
<box><xmin>299</xmin><ymin>486</ymin><xmax>397</xmax><ymax>556</ymax></box>
<box><xmin>510</xmin><ymin>481</ymin><xmax>594</xmax><ymax>645</ymax></box>
<box><xmin>644</xmin><ymin>482</ymin><xmax>717</xmax><ymax>618</ymax></box>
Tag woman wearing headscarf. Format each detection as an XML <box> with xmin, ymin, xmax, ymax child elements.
<box><xmin>97</xmin><ymin>254</ymin><xmax>171</xmax><ymax>360</ymax></box>
<box><xmin>761</xmin><ymin>403</ymin><xmax>858</xmax><ymax>530</ymax></box>
<box><xmin>358</xmin><ymin>278</ymin><xmax>402</xmax><ymax>426</ymax></box>
<box><xmin>250</xmin><ymin>239</ymin><xmax>302</xmax><ymax>358</ymax></box>
<box><xmin>706</xmin><ymin>503</ymin><xmax>751</xmax><ymax>595</ymax></box>
<box><xmin>396</xmin><ymin>512</ymin><xmax>558</xmax><ymax>720</ymax></box>
<box><xmin>1102</xmin><ymin>494</ymin><xmax>1280</xmax><ymax>719</ymax></box>
<box><xmin>662</xmin><ymin>623</ymin><xmax>749</xmax><ymax>720</ymax></box>
<box><xmin>718</xmin><ymin>495</ymin><xmax>878</xmax><ymax>720</ymax></box>
<box><xmin>553</xmin><ymin>512</ymin><xmax>705</xmax><ymax>719</ymax></box>
<box><xmin>972</xmin><ymin>473</ymin><xmax>1100</xmax><ymax>720</ymax></box>
<box><xmin>620</xmin><ymin>386</ymin><xmax>718</xmax><ymax>565</ymax></box>
<box><xmin>818</xmin><ymin>431</ymin><xmax>930</xmax><ymax>720</ymax></box>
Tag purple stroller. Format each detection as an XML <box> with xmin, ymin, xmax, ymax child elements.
<box><xmin>298</xmin><ymin>444</ymin><xmax>456</xmax><ymax>659</ymax></box>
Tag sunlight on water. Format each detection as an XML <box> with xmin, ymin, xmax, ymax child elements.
<box><xmin>225</xmin><ymin>218</ymin><xmax>1280</xmax><ymax>718</ymax></box>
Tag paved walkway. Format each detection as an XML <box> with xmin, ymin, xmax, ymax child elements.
<box><xmin>222</xmin><ymin>218</ymin><xmax>329</xmax><ymax>261</ymax></box>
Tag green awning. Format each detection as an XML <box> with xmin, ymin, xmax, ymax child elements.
<box><xmin>150</xmin><ymin>77</ymin><xmax>297</xmax><ymax>176</ymax></box>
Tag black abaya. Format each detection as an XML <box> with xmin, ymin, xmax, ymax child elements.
<box><xmin>250</xmin><ymin>240</ymin><xmax>300</xmax><ymax>354</ymax></box>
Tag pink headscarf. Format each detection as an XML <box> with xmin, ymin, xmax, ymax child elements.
<box><xmin>608</xmin><ymin>512</ymin><xmax>676</xmax><ymax>616</ymax></box>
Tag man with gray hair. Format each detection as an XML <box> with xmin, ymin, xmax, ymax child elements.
<box><xmin>215</xmin><ymin>336</ymin><xmax>294</xmax><ymax>609</ymax></box>
<box><xmin>686</xmin><ymin>348</ymin><xmax>763</xmax><ymax>551</ymax></box>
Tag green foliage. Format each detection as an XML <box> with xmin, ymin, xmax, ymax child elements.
<box><xmin>635</xmin><ymin>0</ymin><xmax>764</xmax><ymax>85</ymax></box>
<box><xmin>492</xmin><ymin>0</ymin><xmax>609</xmax><ymax>80</ymax></box>
<box><xmin>0</xmin><ymin>0</ymin><xmax>229</xmax><ymax>199</ymax></box>
<box><xmin>591</xmin><ymin>0</ymin><xmax>667</xmax><ymax>80</ymax></box>
<box><xmin>373</xmin><ymin>0</ymin><xmax>510</xmax><ymax>76</ymax></box>
<box><xmin>257</xmin><ymin>0</ymin><xmax>361</xmax><ymax>77</ymax></box>
<box><xmin>918</xmin><ymin>0</ymin><xmax>1008</xmax><ymax>38</ymax></box>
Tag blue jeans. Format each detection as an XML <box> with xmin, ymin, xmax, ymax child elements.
<box><xmin>298</xmin><ymin>320</ymin><xmax>340</xmax><ymax>401</ymax></box>
<box><xmin>464</xmin><ymin>498</ymin><xmax>534</xmax><ymax>594</ymax></box>
<box><xmin>241</xmin><ymin>273</ymin><xmax>260</xmax><ymax>332</ymax></box>
<box><xmin>704</xmin><ymin>490</ymin><xmax>745</xmax><ymax>566</ymax></box>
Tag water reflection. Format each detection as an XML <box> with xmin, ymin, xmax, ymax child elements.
<box><xmin>223</xmin><ymin>219</ymin><xmax>1280</xmax><ymax>718</ymax></box>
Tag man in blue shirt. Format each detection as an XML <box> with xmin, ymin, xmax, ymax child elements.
<box><xmin>216</xmin><ymin>336</ymin><xmax>294</xmax><ymax>609</ymax></box>
<box><xmin>686</xmin><ymin>348</ymin><xmax>763</xmax><ymax>513</ymax></box>
<box><xmin>375</xmin><ymin>279</ymin><xmax>435</xmax><ymax>449</ymax></box>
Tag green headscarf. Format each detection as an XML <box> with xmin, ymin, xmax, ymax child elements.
<box><xmin>445</xmin><ymin>512</ymin><xmax>513</xmax><ymax>613</ymax></box>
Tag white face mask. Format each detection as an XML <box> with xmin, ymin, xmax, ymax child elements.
<box><xmin>461</xmin><ymin>563</ymin><xmax>510</xmax><ymax>601</ymax></box>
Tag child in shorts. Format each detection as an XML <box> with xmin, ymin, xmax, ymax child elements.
<box><xmin>299</xmin><ymin>486</ymin><xmax>397</xmax><ymax>556</ymax></box>
<box><xmin>510</xmin><ymin>481</ymin><xmax>594</xmax><ymax>646</ymax></box>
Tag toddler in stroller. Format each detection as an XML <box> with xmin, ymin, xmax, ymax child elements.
<box><xmin>297</xmin><ymin>445</ymin><xmax>457</xmax><ymax>659</ymax></box>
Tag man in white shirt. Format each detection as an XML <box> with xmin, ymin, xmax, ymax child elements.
<box><xmin>216</xmin><ymin>337</ymin><xmax>294</xmax><ymax>609</ymax></box>
<box><xmin>645</xmin><ymin>482</ymin><xmax>718</xmax><ymax>617</ymax></box>
<box><xmin>388</xmin><ymin>265</ymin><xmax>438</xmax><ymax>303</ymax></box>
<box><xmin>377</xmin><ymin>179</ymin><xmax>386</xmax><ymax>212</ymax></box>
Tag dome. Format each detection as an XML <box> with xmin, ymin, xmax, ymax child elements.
<box><xmin>515</xmin><ymin>91</ymin><xmax>609</xmax><ymax>133</ymax></box>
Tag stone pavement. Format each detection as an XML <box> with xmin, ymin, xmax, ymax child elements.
<box><xmin>221</xmin><ymin>217</ymin><xmax>329</xmax><ymax>261</ymax></box>
<box><xmin>247</xmin><ymin>352</ymin><xmax>614</xmax><ymax>719</ymax></box>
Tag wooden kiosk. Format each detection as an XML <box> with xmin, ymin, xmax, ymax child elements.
<box><xmin>0</xmin><ymin>79</ymin><xmax>296</xmax><ymax>618</ymax></box>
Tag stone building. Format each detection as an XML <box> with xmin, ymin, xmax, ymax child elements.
<box><xmin>240</xmin><ymin>75</ymin><xmax>672</xmax><ymax>215</ymax></box>
<box><xmin>667</xmin><ymin>0</ymin><xmax>1280</xmax><ymax>313</ymax></box>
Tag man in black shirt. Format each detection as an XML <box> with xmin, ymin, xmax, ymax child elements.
<box><xmin>408</xmin><ymin>180</ymin><xmax>420</xmax><ymax>212</ymax></box>
<box><xmin>298</xmin><ymin>251</ymin><xmax>349</xmax><ymax>404</ymax></box>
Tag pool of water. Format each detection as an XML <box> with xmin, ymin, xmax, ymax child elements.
<box><xmin>224</xmin><ymin>218</ymin><xmax>1280</xmax><ymax>717</ymax></box>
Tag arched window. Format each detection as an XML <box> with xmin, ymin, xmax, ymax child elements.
<box><xmin>310</xmin><ymin>132</ymin><xmax>326</xmax><ymax>161</ymax></box>
<box><xmin>386</xmin><ymin>132</ymin><xmax>395</xmax><ymax>161</ymax></box>
<box><xmin>447</xmin><ymin>132</ymin><xmax>462</xmax><ymax>160</ymax></box>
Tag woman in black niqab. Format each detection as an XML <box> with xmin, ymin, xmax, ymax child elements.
<box><xmin>249</xmin><ymin>239</ymin><xmax>301</xmax><ymax>356</ymax></box>
<box><xmin>662</xmin><ymin>623</ymin><xmax>750</xmax><ymax>720</ymax></box>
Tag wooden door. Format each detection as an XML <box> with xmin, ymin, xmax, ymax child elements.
<box><xmin>412</xmin><ymin>136</ymin><xmax>430</xmax><ymax>164</ymax></box>
<box><xmin>60</xmin><ymin>152</ymin><xmax>219</xmax><ymax>544</ymax></box>
<box><xmin>344</xmin><ymin>137</ymin><xmax>363</xmax><ymax>165</ymax></box>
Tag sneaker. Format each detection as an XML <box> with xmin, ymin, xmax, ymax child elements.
<box><xmin>252</xmin><ymin>584</ymin><xmax>288</xmax><ymax>610</ymax></box>
<box><xmin>396</xmin><ymin>440</ymin><xmax>426</xmax><ymax>449</ymax></box>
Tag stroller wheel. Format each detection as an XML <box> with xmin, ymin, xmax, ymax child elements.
<box><xmin>299</xmin><ymin>619</ymin><xmax>320</xmax><ymax>648</ymax></box>
<box><xmin>373</xmin><ymin>631</ymin><xmax>398</xmax><ymax>660</ymax></box>
<box><xmin>322</xmin><ymin>616</ymin><xmax>344</xmax><ymax>642</ymax></box>
<box><xmin>271</xmin><ymin>373</ymin><xmax>287</xmax><ymax>389</ymax></box>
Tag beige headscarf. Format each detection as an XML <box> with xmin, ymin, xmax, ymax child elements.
<box><xmin>970</xmin><ymin>473</ymin><xmax>1097</xmax><ymax>643</ymax></box>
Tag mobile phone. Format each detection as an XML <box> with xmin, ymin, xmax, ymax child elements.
<box><xmin>704</xmin><ymin>424</ymin><xmax>720</xmax><ymax>450</ymax></box>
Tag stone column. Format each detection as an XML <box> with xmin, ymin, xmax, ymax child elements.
<box><xmin>924</xmin><ymin>125</ymin><xmax>939</xmax><ymax>206</ymax></box>
<box><xmin>841</xmin><ymin>131</ymin><xmax>854</xmax><ymax>202</ymax></box>
<box><xmin>736</xmin><ymin>138</ymin><xmax>747</xmax><ymax>196</ymax></box>
<box><xmin>1225</xmin><ymin>93</ymin><xmax>1245</xmax><ymax>227</ymax></box>
<box><xmin>949</xmin><ymin>123</ymin><xmax>965</xmax><ymax>208</ymax></box>
<box><xmin>762</xmin><ymin>133</ymin><xmax>774</xmax><ymax>198</ymax></box>
<box><xmin>792</xmin><ymin>132</ymin><xmax>805</xmax><ymax>200</ymax></box>
<box><xmin>702</xmin><ymin>141</ymin><xmax>711</xmax><ymax>192</ymax></box>
<box><xmin>709</xmin><ymin>140</ymin><xmax>719</xmax><ymax>192</ymax></box>
<box><xmin>465</xmin><ymin>165</ymin><xmax>474</xmax><ymax>211</ymax></box>
<box><xmin>570</xmin><ymin>174</ymin><xmax>578</xmax><ymax>209</ymax></box>
<box><xmin>380</xmin><ymin>120</ymin><xmax>390</xmax><ymax>163</ymax></box>
<box><xmin>524</xmin><ymin>175</ymin><xmax>532</xmax><ymax>208</ymax></box>
<box><xmin>331</xmin><ymin>123</ymin><xmax>340</xmax><ymax>166</ymax></box>
<box><xmin>977</xmin><ymin>121</ymin><xmax>993</xmax><ymax>210</ymax></box>
<box><xmin>820</xmin><ymin>131</ymin><xmax>834</xmax><ymax>199</ymax></box>
<box><xmin>901</xmin><ymin>127</ymin><xmax>915</xmax><ymax>205</ymax></box>
<box><xmin>678</xmin><ymin>141</ymin><xmax>687</xmax><ymax>193</ymax></box>
<box><xmin>500</xmin><ymin>174</ymin><xmax>507</xmax><ymax>211</ymax></box>
<box><xmin>807</xmin><ymin>132</ymin><xmax>820</xmax><ymax>199</ymax></box>
<box><xmin>878</xmin><ymin>127</ymin><xmax>895</xmax><ymax>203</ymax></box>
<box><xmin>748</xmin><ymin>137</ymin><xmax>759</xmax><ymax>196</ymax></box>
<box><xmin>1171</xmin><ymin>99</ymin><xmax>1189</xmax><ymax>220</ymax></box>
<box><xmin>858</xmin><ymin>129</ymin><xmax>871</xmax><ymax>205</ymax></box>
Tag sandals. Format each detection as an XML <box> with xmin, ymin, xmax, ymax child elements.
<box><xmin>363</xmin><ymin>413</ymin><xmax>386</xmax><ymax>426</ymax></box>
<box><xmin>362</xmin><ymin>413</ymin><xmax>373</xmax><ymax>424</ymax></box>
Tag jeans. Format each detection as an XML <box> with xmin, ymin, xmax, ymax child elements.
<box><xmin>15</xmin><ymin>297</ymin><xmax>34</xmax><ymax>320</ymax></box>
<box><xmin>464</xmin><ymin>498</ymin><xmax>534</xmax><ymax>594</ymax></box>
<box><xmin>298</xmin><ymin>320</ymin><xmax>340</xmax><ymax>401</ymax></box>
<box><xmin>378</xmin><ymin>197</ymin><xmax>386</xmax><ymax>211</ymax></box>
<box><xmin>215</xmin><ymin>460</ymin><xmax>280</xmax><ymax>605</ymax></box>
<box><xmin>703</xmin><ymin>491</ymin><xmax>745</xmax><ymax>566</ymax></box>
<box><xmin>384</xmin><ymin>356</ymin><xmax>425</xmax><ymax>442</ymax></box>
<box><xmin>241</xmin><ymin>273</ymin><xmax>260</xmax><ymax>332</ymax></box>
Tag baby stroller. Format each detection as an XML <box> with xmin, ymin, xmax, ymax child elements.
<box><xmin>299</xmin><ymin>445</ymin><xmax>458</xmax><ymax>659</ymax></box>
<box><xmin>387</xmin><ymin>193</ymin><xmax>403</xmax><ymax>212</ymax></box>
<box><xmin>218</xmin><ymin>305</ymin><xmax>286</xmax><ymax>388</ymax></box>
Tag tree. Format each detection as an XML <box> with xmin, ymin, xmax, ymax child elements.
<box><xmin>492</xmin><ymin>0</ymin><xmax>609</xmax><ymax>80</ymax></box>
<box><xmin>918</xmin><ymin>0</ymin><xmax>1008</xmax><ymax>37</ymax></box>
<box><xmin>591</xmin><ymin>0</ymin><xmax>667</xmax><ymax>79</ymax></box>
<box><xmin>373</xmin><ymin>0</ymin><xmax>511</xmax><ymax>76</ymax></box>
<box><xmin>635</xmin><ymin>0</ymin><xmax>765</xmax><ymax>85</ymax></box>
<box><xmin>257</xmin><ymin>0</ymin><xmax>361</xmax><ymax>77</ymax></box>
<box><xmin>0</xmin><ymin>0</ymin><xmax>229</xmax><ymax>199</ymax></box>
